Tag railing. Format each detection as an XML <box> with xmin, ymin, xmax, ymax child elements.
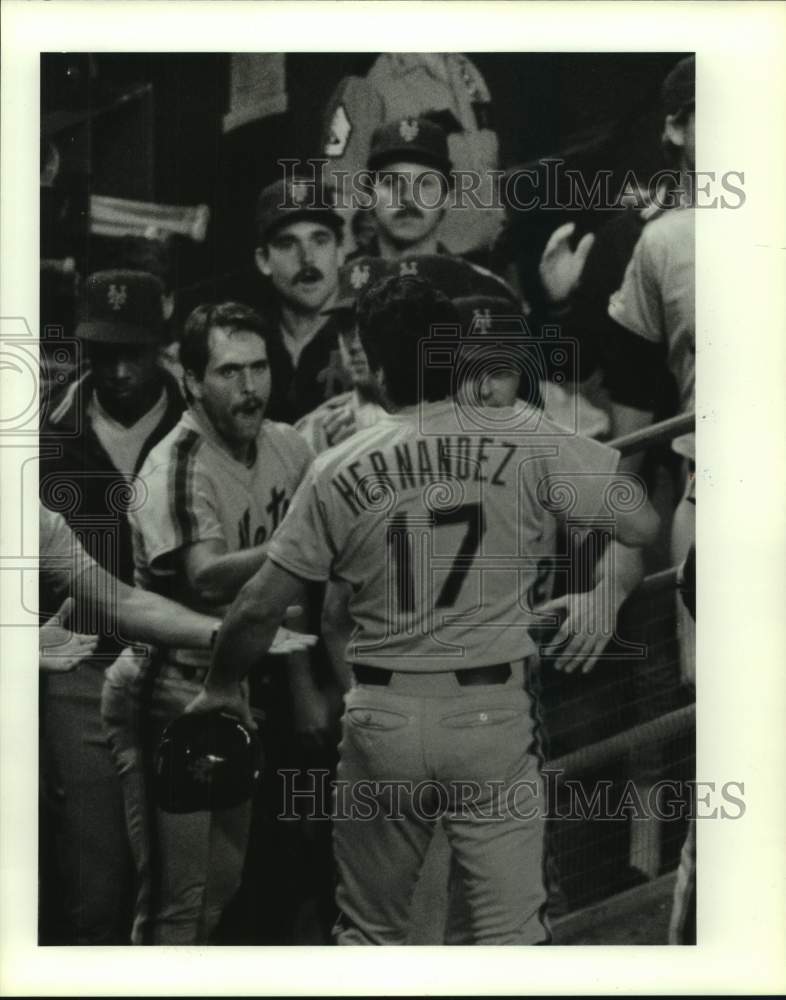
<box><xmin>540</xmin><ymin>411</ymin><xmax>695</xmax><ymax>911</ymax></box>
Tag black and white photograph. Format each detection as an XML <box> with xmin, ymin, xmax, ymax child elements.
<box><xmin>1</xmin><ymin>1</ymin><xmax>784</xmax><ymax>995</ymax></box>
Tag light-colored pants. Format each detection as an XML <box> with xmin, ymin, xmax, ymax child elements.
<box><xmin>333</xmin><ymin>663</ymin><xmax>549</xmax><ymax>945</ymax></box>
<box><xmin>101</xmin><ymin>649</ymin><xmax>251</xmax><ymax>945</ymax></box>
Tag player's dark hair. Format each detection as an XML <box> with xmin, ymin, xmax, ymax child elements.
<box><xmin>661</xmin><ymin>101</ymin><xmax>695</xmax><ymax>165</ymax></box>
<box><xmin>180</xmin><ymin>302</ymin><xmax>270</xmax><ymax>383</ymax></box>
<box><xmin>356</xmin><ymin>275</ymin><xmax>459</xmax><ymax>407</ymax></box>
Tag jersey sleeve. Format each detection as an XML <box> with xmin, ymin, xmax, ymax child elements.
<box><xmin>322</xmin><ymin>74</ymin><xmax>385</xmax><ymax>176</ymax></box>
<box><xmin>295</xmin><ymin>408</ymin><xmax>329</xmax><ymax>455</ymax></box>
<box><xmin>133</xmin><ymin>454</ymin><xmax>226</xmax><ymax>577</ymax></box>
<box><xmin>267</xmin><ymin>463</ymin><xmax>335</xmax><ymax>583</ymax></box>
<box><xmin>283</xmin><ymin>422</ymin><xmax>316</xmax><ymax>484</ymax></box>
<box><xmin>535</xmin><ymin>432</ymin><xmax>622</xmax><ymax>525</ymax></box>
<box><xmin>39</xmin><ymin>505</ymin><xmax>101</xmax><ymax>597</ymax></box>
<box><xmin>607</xmin><ymin>226</ymin><xmax>665</xmax><ymax>345</ymax></box>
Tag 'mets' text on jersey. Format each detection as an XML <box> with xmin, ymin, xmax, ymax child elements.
<box><xmin>130</xmin><ymin>409</ymin><xmax>314</xmax><ymax>664</ymax></box>
<box><xmin>269</xmin><ymin>400</ymin><xmax>620</xmax><ymax>671</ymax></box>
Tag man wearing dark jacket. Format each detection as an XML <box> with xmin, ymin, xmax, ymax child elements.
<box><xmin>252</xmin><ymin>176</ymin><xmax>353</xmax><ymax>422</ymax></box>
<box><xmin>39</xmin><ymin>269</ymin><xmax>185</xmax><ymax>944</ymax></box>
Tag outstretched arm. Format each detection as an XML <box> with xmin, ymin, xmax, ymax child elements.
<box><xmin>536</xmin><ymin>537</ymin><xmax>645</xmax><ymax>675</ymax></box>
<box><xmin>182</xmin><ymin>537</ymin><xmax>270</xmax><ymax>605</ymax></box>
<box><xmin>185</xmin><ymin>560</ymin><xmax>309</xmax><ymax>727</ymax></box>
<box><xmin>73</xmin><ymin>560</ymin><xmax>315</xmax><ymax>655</ymax></box>
<box><xmin>73</xmin><ymin>562</ymin><xmax>220</xmax><ymax>649</ymax></box>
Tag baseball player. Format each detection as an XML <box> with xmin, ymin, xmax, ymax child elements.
<box><xmin>322</xmin><ymin>53</ymin><xmax>504</xmax><ymax>257</ymax></box>
<box><xmin>360</xmin><ymin>116</ymin><xmax>455</xmax><ymax>261</ymax></box>
<box><xmin>252</xmin><ymin>176</ymin><xmax>353</xmax><ymax>422</ymax></box>
<box><xmin>39</xmin><ymin>268</ymin><xmax>186</xmax><ymax>945</ymax></box>
<box><xmin>607</xmin><ymin>58</ymin><xmax>695</xmax><ymax>689</ymax></box>
<box><xmin>295</xmin><ymin>255</ymin><xmax>517</xmax><ymax>454</ymax></box>
<box><xmin>38</xmin><ymin>499</ymin><xmax>312</xmax><ymax>946</ymax></box>
<box><xmin>100</xmin><ymin>301</ymin><xmax>318</xmax><ymax>944</ymax></box>
<box><xmin>187</xmin><ymin>275</ymin><xmax>658</xmax><ymax>945</ymax></box>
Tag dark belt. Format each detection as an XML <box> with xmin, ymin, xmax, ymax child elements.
<box><xmin>352</xmin><ymin>662</ymin><xmax>512</xmax><ymax>687</ymax></box>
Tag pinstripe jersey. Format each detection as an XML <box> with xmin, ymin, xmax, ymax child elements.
<box><xmin>130</xmin><ymin>408</ymin><xmax>313</xmax><ymax>667</ymax></box>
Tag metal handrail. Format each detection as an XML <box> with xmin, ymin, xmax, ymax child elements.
<box><xmin>547</xmin><ymin>703</ymin><xmax>694</xmax><ymax>776</ymax></box>
<box><xmin>608</xmin><ymin>412</ymin><xmax>695</xmax><ymax>457</ymax></box>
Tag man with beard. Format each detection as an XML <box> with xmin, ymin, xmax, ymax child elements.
<box><xmin>185</xmin><ymin>275</ymin><xmax>659</xmax><ymax>945</ymax></box>
<box><xmin>253</xmin><ymin>177</ymin><xmax>352</xmax><ymax>423</ymax></box>
<box><xmin>100</xmin><ymin>302</ymin><xmax>321</xmax><ymax>944</ymax></box>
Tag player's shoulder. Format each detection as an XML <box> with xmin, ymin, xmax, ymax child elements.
<box><xmin>323</xmin><ymin>75</ymin><xmax>380</xmax><ymax>158</ymax></box>
<box><xmin>296</xmin><ymin>391</ymin><xmax>355</xmax><ymax>428</ymax></box>
<box><xmin>640</xmin><ymin>204</ymin><xmax>694</xmax><ymax>249</ymax></box>
<box><xmin>260</xmin><ymin>418</ymin><xmax>316</xmax><ymax>465</ymax></box>
<box><xmin>141</xmin><ymin>414</ymin><xmax>206</xmax><ymax>478</ymax></box>
<box><xmin>263</xmin><ymin>417</ymin><xmax>313</xmax><ymax>447</ymax></box>
<box><xmin>312</xmin><ymin>415</ymin><xmax>398</xmax><ymax>476</ymax></box>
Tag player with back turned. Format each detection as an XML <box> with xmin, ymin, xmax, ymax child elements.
<box><xmin>186</xmin><ymin>275</ymin><xmax>659</xmax><ymax>945</ymax></box>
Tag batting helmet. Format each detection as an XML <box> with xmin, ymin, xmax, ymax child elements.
<box><xmin>154</xmin><ymin>710</ymin><xmax>261</xmax><ymax>814</ymax></box>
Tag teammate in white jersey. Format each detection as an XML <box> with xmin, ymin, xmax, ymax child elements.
<box><xmin>188</xmin><ymin>277</ymin><xmax>658</xmax><ymax>944</ymax></box>
<box><xmin>101</xmin><ymin>302</ymin><xmax>317</xmax><ymax>944</ymax></box>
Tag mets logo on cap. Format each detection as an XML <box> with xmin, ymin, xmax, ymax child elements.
<box><xmin>290</xmin><ymin>180</ymin><xmax>310</xmax><ymax>206</ymax></box>
<box><xmin>351</xmin><ymin>264</ymin><xmax>371</xmax><ymax>290</ymax></box>
<box><xmin>399</xmin><ymin>260</ymin><xmax>418</xmax><ymax>277</ymax></box>
<box><xmin>399</xmin><ymin>118</ymin><xmax>419</xmax><ymax>143</ymax></box>
<box><xmin>107</xmin><ymin>283</ymin><xmax>128</xmax><ymax>311</ymax></box>
<box><xmin>473</xmin><ymin>308</ymin><xmax>493</xmax><ymax>334</ymax></box>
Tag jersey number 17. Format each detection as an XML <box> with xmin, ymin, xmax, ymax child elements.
<box><xmin>386</xmin><ymin>502</ymin><xmax>486</xmax><ymax>613</ymax></box>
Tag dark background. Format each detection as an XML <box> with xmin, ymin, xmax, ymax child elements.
<box><xmin>41</xmin><ymin>52</ymin><xmax>687</xmax><ymax>313</ymax></box>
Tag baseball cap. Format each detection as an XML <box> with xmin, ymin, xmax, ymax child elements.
<box><xmin>390</xmin><ymin>254</ymin><xmax>491</xmax><ymax>300</ymax></box>
<box><xmin>453</xmin><ymin>294</ymin><xmax>543</xmax><ymax>408</ymax></box>
<box><xmin>324</xmin><ymin>255</ymin><xmax>393</xmax><ymax>314</ymax></box>
<box><xmin>255</xmin><ymin>176</ymin><xmax>344</xmax><ymax>245</ymax></box>
<box><xmin>75</xmin><ymin>269</ymin><xmax>165</xmax><ymax>345</ymax></box>
<box><xmin>154</xmin><ymin>710</ymin><xmax>261</xmax><ymax>814</ymax></box>
<box><xmin>453</xmin><ymin>295</ymin><xmax>528</xmax><ymax>338</ymax></box>
<box><xmin>367</xmin><ymin>117</ymin><xmax>452</xmax><ymax>178</ymax></box>
<box><xmin>661</xmin><ymin>55</ymin><xmax>695</xmax><ymax>117</ymax></box>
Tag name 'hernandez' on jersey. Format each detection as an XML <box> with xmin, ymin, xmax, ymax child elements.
<box><xmin>268</xmin><ymin>399</ymin><xmax>620</xmax><ymax>671</ymax></box>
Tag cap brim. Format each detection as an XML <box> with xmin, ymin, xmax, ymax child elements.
<box><xmin>262</xmin><ymin>209</ymin><xmax>344</xmax><ymax>243</ymax></box>
<box><xmin>368</xmin><ymin>150</ymin><xmax>451</xmax><ymax>177</ymax></box>
<box><xmin>75</xmin><ymin>320</ymin><xmax>162</xmax><ymax>345</ymax></box>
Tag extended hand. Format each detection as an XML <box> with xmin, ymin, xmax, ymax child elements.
<box><xmin>539</xmin><ymin>222</ymin><xmax>595</xmax><ymax>305</ymax></box>
<box><xmin>39</xmin><ymin>597</ymin><xmax>99</xmax><ymax>673</ymax></box>
<box><xmin>270</xmin><ymin>626</ymin><xmax>319</xmax><ymax>656</ymax></box>
<box><xmin>322</xmin><ymin>399</ymin><xmax>358</xmax><ymax>447</ymax></box>
<box><xmin>184</xmin><ymin>682</ymin><xmax>257</xmax><ymax>732</ymax></box>
<box><xmin>536</xmin><ymin>585</ymin><xmax>619</xmax><ymax>674</ymax></box>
